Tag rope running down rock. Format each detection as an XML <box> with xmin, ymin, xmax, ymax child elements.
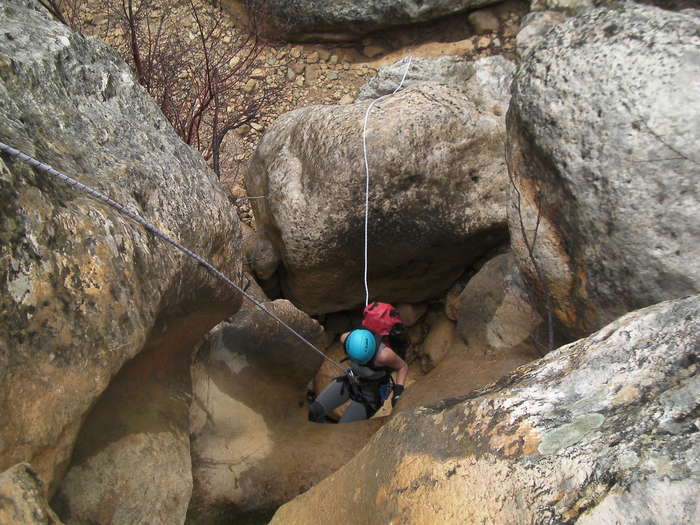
<box><xmin>0</xmin><ymin>141</ymin><xmax>344</xmax><ymax>371</ymax></box>
<box><xmin>362</xmin><ymin>56</ymin><xmax>413</xmax><ymax>306</ymax></box>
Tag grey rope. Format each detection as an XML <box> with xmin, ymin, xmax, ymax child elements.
<box><xmin>0</xmin><ymin>141</ymin><xmax>344</xmax><ymax>371</ymax></box>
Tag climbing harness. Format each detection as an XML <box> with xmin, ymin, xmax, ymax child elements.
<box><xmin>0</xmin><ymin>141</ymin><xmax>345</xmax><ymax>372</ymax></box>
<box><xmin>335</xmin><ymin>367</ymin><xmax>392</xmax><ymax>418</ymax></box>
<box><xmin>361</xmin><ymin>56</ymin><xmax>413</xmax><ymax>306</ymax></box>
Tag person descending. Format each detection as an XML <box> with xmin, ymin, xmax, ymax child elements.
<box><xmin>309</xmin><ymin>304</ymin><xmax>408</xmax><ymax>423</ymax></box>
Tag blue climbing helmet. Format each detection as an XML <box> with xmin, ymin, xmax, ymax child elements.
<box><xmin>344</xmin><ymin>329</ymin><xmax>378</xmax><ymax>364</ymax></box>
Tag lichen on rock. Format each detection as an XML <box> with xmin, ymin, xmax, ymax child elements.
<box><xmin>0</xmin><ymin>1</ymin><xmax>243</xmax><ymax>519</ymax></box>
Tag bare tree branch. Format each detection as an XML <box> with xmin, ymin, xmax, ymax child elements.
<box><xmin>37</xmin><ymin>0</ymin><xmax>69</xmax><ymax>25</ymax></box>
<box><xmin>507</xmin><ymin>162</ymin><xmax>555</xmax><ymax>354</ymax></box>
<box><xmin>67</xmin><ymin>0</ymin><xmax>281</xmax><ymax>181</ymax></box>
<box><xmin>632</xmin><ymin>119</ymin><xmax>700</xmax><ymax>165</ymax></box>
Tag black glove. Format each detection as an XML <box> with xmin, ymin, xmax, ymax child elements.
<box><xmin>391</xmin><ymin>384</ymin><xmax>404</xmax><ymax>407</ymax></box>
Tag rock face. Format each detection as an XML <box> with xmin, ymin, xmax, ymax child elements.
<box><xmin>456</xmin><ymin>252</ymin><xmax>546</xmax><ymax>355</ymax></box>
<box><xmin>516</xmin><ymin>10</ymin><xmax>567</xmax><ymax>58</ymax></box>
<box><xmin>187</xmin><ymin>300</ymin><xmax>383</xmax><ymax>523</ymax></box>
<box><xmin>250</xmin><ymin>232</ymin><xmax>280</xmax><ymax>280</ymax></box>
<box><xmin>396</xmin><ymin>302</ymin><xmax>427</xmax><ymax>328</ymax></box>
<box><xmin>270</xmin><ymin>294</ymin><xmax>700</xmax><ymax>524</ymax></box>
<box><xmin>247</xmin><ymin>57</ymin><xmax>514</xmax><ymax>314</ymax></box>
<box><xmin>506</xmin><ymin>4</ymin><xmax>700</xmax><ymax>339</ymax></box>
<box><xmin>52</xmin><ymin>339</ymin><xmax>194</xmax><ymax>525</ymax></box>
<box><xmin>0</xmin><ymin>463</ymin><xmax>63</xmax><ymax>525</ymax></box>
<box><xmin>400</xmin><ymin>339</ymin><xmax>540</xmax><ymax>417</ymax></box>
<box><xmin>246</xmin><ymin>0</ymin><xmax>503</xmax><ymax>40</ymax></box>
<box><xmin>461</xmin><ymin>56</ymin><xmax>516</xmax><ymax>112</ymax></box>
<box><xmin>0</xmin><ymin>0</ymin><xmax>241</xmax><ymax>507</ymax></box>
<box><xmin>355</xmin><ymin>56</ymin><xmax>475</xmax><ymax>101</ymax></box>
<box><xmin>357</xmin><ymin>55</ymin><xmax>515</xmax><ymax>114</ymax></box>
<box><xmin>468</xmin><ymin>8</ymin><xmax>500</xmax><ymax>34</ymax></box>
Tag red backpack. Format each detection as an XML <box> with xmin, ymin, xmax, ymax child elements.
<box><xmin>362</xmin><ymin>302</ymin><xmax>402</xmax><ymax>336</ymax></box>
<box><xmin>362</xmin><ymin>302</ymin><xmax>408</xmax><ymax>356</ymax></box>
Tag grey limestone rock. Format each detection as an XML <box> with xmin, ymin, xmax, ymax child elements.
<box><xmin>530</xmin><ymin>0</ymin><xmax>596</xmax><ymax>13</ymax></box>
<box><xmin>456</xmin><ymin>252</ymin><xmax>546</xmax><ymax>354</ymax></box>
<box><xmin>357</xmin><ymin>55</ymin><xmax>515</xmax><ymax>113</ymax></box>
<box><xmin>270</xmin><ymin>294</ymin><xmax>700</xmax><ymax>524</ymax></box>
<box><xmin>250</xmin><ymin>232</ymin><xmax>281</xmax><ymax>281</ymax></box>
<box><xmin>248</xmin><ymin>0</ymin><xmax>504</xmax><ymax>41</ymax></box>
<box><xmin>247</xmin><ymin>81</ymin><xmax>510</xmax><ymax>314</ymax></box>
<box><xmin>463</xmin><ymin>55</ymin><xmax>516</xmax><ymax>111</ymax></box>
<box><xmin>0</xmin><ymin>0</ymin><xmax>242</xmax><ymax>519</ymax></box>
<box><xmin>355</xmin><ymin>56</ymin><xmax>475</xmax><ymax>101</ymax></box>
<box><xmin>507</xmin><ymin>3</ymin><xmax>700</xmax><ymax>339</ymax></box>
<box><xmin>516</xmin><ymin>10</ymin><xmax>567</xmax><ymax>58</ymax></box>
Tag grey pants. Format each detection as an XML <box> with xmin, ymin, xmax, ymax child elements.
<box><xmin>311</xmin><ymin>379</ymin><xmax>371</xmax><ymax>423</ymax></box>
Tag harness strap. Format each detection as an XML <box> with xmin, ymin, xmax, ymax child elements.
<box><xmin>335</xmin><ymin>369</ymin><xmax>392</xmax><ymax>417</ymax></box>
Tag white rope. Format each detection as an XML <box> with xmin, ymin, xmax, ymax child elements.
<box><xmin>362</xmin><ymin>56</ymin><xmax>413</xmax><ymax>306</ymax></box>
<box><xmin>0</xmin><ymin>141</ymin><xmax>345</xmax><ymax>371</ymax></box>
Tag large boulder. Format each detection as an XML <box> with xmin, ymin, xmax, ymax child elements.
<box><xmin>247</xmin><ymin>57</ymin><xmax>515</xmax><ymax>314</ymax></box>
<box><xmin>456</xmin><ymin>252</ymin><xmax>547</xmax><ymax>355</ymax></box>
<box><xmin>187</xmin><ymin>300</ymin><xmax>384</xmax><ymax>523</ymax></box>
<box><xmin>397</xmin><ymin>329</ymin><xmax>539</xmax><ymax>413</ymax></box>
<box><xmin>0</xmin><ymin>463</ymin><xmax>63</xmax><ymax>525</ymax></box>
<box><xmin>244</xmin><ymin>0</ymin><xmax>504</xmax><ymax>41</ymax></box>
<box><xmin>461</xmin><ymin>56</ymin><xmax>516</xmax><ymax>111</ymax></box>
<box><xmin>419</xmin><ymin>311</ymin><xmax>455</xmax><ymax>371</ymax></box>
<box><xmin>506</xmin><ymin>4</ymin><xmax>700</xmax><ymax>339</ymax></box>
<box><xmin>270</xmin><ymin>294</ymin><xmax>700</xmax><ymax>524</ymax></box>
<box><xmin>530</xmin><ymin>0</ymin><xmax>628</xmax><ymax>14</ymax></box>
<box><xmin>0</xmin><ymin>0</ymin><xmax>241</xmax><ymax>506</ymax></box>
